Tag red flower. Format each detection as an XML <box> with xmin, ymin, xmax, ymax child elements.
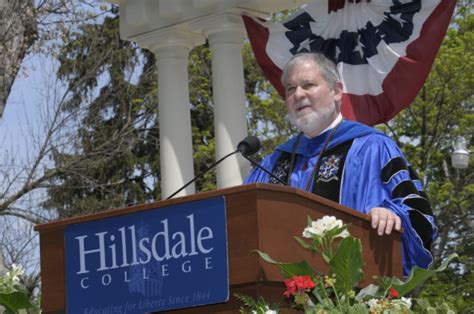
<box><xmin>284</xmin><ymin>279</ymin><xmax>297</xmax><ymax>298</ymax></box>
<box><xmin>295</xmin><ymin>275</ymin><xmax>316</xmax><ymax>289</ymax></box>
<box><xmin>284</xmin><ymin>275</ymin><xmax>316</xmax><ymax>298</ymax></box>
<box><xmin>389</xmin><ymin>287</ymin><xmax>399</xmax><ymax>298</ymax></box>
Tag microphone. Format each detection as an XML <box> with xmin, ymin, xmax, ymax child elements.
<box><xmin>166</xmin><ymin>135</ymin><xmax>286</xmax><ymax>200</ymax></box>
<box><xmin>237</xmin><ymin>136</ymin><xmax>287</xmax><ymax>186</ymax></box>
<box><xmin>237</xmin><ymin>135</ymin><xmax>260</xmax><ymax>156</ymax></box>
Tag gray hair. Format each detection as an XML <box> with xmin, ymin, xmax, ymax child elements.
<box><xmin>281</xmin><ymin>52</ymin><xmax>341</xmax><ymax>89</ymax></box>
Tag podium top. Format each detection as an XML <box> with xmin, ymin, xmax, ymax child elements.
<box><xmin>35</xmin><ymin>183</ymin><xmax>376</xmax><ymax>232</ymax></box>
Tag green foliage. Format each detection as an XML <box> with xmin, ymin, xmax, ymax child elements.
<box><xmin>382</xmin><ymin>4</ymin><xmax>473</xmax><ymax>311</ymax></box>
<box><xmin>188</xmin><ymin>44</ymin><xmax>217</xmax><ymax>192</ymax></box>
<box><xmin>0</xmin><ymin>291</ymin><xmax>32</xmax><ymax>314</ymax></box>
<box><xmin>44</xmin><ymin>10</ymin><xmax>292</xmax><ymax>216</ymax></box>
<box><xmin>45</xmin><ymin>15</ymin><xmax>161</xmax><ymax>217</ymax></box>
<box><xmin>253</xmin><ymin>250</ymin><xmax>319</xmax><ymax>279</ymax></box>
<box><xmin>413</xmin><ymin>299</ymin><xmax>455</xmax><ymax>314</ymax></box>
<box><xmin>0</xmin><ymin>265</ymin><xmax>36</xmax><ymax>313</ymax></box>
<box><xmin>234</xmin><ymin>293</ymin><xmax>279</xmax><ymax>314</ymax></box>
<box><xmin>417</xmin><ymin>251</ymin><xmax>474</xmax><ymax>313</ymax></box>
<box><xmin>251</xmin><ymin>216</ymin><xmax>457</xmax><ymax>313</ymax></box>
<box><xmin>41</xmin><ymin>3</ymin><xmax>471</xmax><ymax>310</ymax></box>
<box><xmin>329</xmin><ymin>237</ymin><xmax>364</xmax><ymax>297</ymax></box>
<box><xmin>388</xmin><ymin>254</ymin><xmax>458</xmax><ymax>297</ymax></box>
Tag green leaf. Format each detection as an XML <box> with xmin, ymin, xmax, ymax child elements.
<box><xmin>390</xmin><ymin>253</ymin><xmax>458</xmax><ymax>296</ymax></box>
<box><xmin>252</xmin><ymin>250</ymin><xmax>319</xmax><ymax>278</ymax></box>
<box><xmin>325</xmin><ymin>225</ymin><xmax>348</xmax><ymax>239</ymax></box>
<box><xmin>0</xmin><ymin>291</ymin><xmax>33</xmax><ymax>312</ymax></box>
<box><xmin>416</xmin><ymin>298</ymin><xmax>431</xmax><ymax>310</ymax></box>
<box><xmin>322</xmin><ymin>252</ymin><xmax>331</xmax><ymax>264</ymax></box>
<box><xmin>346</xmin><ymin>303</ymin><xmax>370</xmax><ymax>314</ymax></box>
<box><xmin>438</xmin><ymin>302</ymin><xmax>456</xmax><ymax>313</ymax></box>
<box><xmin>329</xmin><ymin>237</ymin><xmax>364</xmax><ymax>295</ymax></box>
<box><xmin>294</xmin><ymin>236</ymin><xmax>312</xmax><ymax>250</ymax></box>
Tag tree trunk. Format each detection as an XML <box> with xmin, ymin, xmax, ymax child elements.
<box><xmin>0</xmin><ymin>0</ymin><xmax>37</xmax><ymax>119</ymax></box>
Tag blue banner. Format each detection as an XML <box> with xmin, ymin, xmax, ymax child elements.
<box><xmin>65</xmin><ymin>197</ymin><xmax>228</xmax><ymax>313</ymax></box>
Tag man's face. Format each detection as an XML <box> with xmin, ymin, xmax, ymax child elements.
<box><xmin>284</xmin><ymin>61</ymin><xmax>342</xmax><ymax>137</ymax></box>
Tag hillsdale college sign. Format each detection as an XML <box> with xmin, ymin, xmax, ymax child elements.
<box><xmin>65</xmin><ymin>197</ymin><xmax>229</xmax><ymax>313</ymax></box>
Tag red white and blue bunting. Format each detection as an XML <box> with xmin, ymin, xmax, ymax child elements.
<box><xmin>243</xmin><ymin>0</ymin><xmax>456</xmax><ymax>126</ymax></box>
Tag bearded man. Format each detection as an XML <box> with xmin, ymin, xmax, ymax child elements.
<box><xmin>244</xmin><ymin>52</ymin><xmax>436</xmax><ymax>275</ymax></box>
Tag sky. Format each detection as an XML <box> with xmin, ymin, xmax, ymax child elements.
<box><xmin>0</xmin><ymin>53</ymin><xmax>58</xmax><ymax>162</ymax></box>
<box><xmin>0</xmin><ymin>52</ymin><xmax>66</xmax><ymax>272</ymax></box>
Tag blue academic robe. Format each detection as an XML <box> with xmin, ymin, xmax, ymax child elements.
<box><xmin>244</xmin><ymin>120</ymin><xmax>437</xmax><ymax>275</ymax></box>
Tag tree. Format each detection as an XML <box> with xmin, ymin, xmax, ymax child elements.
<box><xmin>0</xmin><ymin>1</ymin><xmax>118</xmax><ymax>221</ymax></box>
<box><xmin>42</xmin><ymin>11</ymin><xmax>291</xmax><ymax>217</ymax></box>
<box><xmin>42</xmin><ymin>15</ymin><xmax>161</xmax><ymax>217</ymax></box>
<box><xmin>0</xmin><ymin>0</ymin><xmax>113</xmax><ymax>297</ymax></box>
<box><xmin>1</xmin><ymin>1</ymin><xmax>470</xmax><ymax>310</ymax></box>
<box><xmin>0</xmin><ymin>55</ymin><xmax>90</xmax><ymax>305</ymax></box>
<box><xmin>380</xmin><ymin>4</ymin><xmax>473</xmax><ymax>312</ymax></box>
<box><xmin>0</xmin><ymin>0</ymin><xmax>118</xmax><ymax>120</ymax></box>
<box><xmin>0</xmin><ymin>216</ymin><xmax>41</xmax><ymax>297</ymax></box>
<box><xmin>0</xmin><ymin>0</ymin><xmax>36</xmax><ymax>119</ymax></box>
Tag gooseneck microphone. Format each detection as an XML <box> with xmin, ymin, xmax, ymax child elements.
<box><xmin>237</xmin><ymin>136</ymin><xmax>287</xmax><ymax>186</ymax></box>
<box><xmin>166</xmin><ymin>135</ymin><xmax>287</xmax><ymax>199</ymax></box>
<box><xmin>237</xmin><ymin>135</ymin><xmax>261</xmax><ymax>156</ymax></box>
<box><xmin>166</xmin><ymin>148</ymin><xmax>240</xmax><ymax>200</ymax></box>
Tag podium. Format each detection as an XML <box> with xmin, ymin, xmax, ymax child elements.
<box><xmin>35</xmin><ymin>183</ymin><xmax>402</xmax><ymax>313</ymax></box>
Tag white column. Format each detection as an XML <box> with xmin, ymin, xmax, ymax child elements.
<box><xmin>156</xmin><ymin>46</ymin><xmax>195</xmax><ymax>199</ymax></box>
<box><xmin>194</xmin><ymin>14</ymin><xmax>250</xmax><ymax>188</ymax></box>
<box><xmin>135</xmin><ymin>30</ymin><xmax>204</xmax><ymax>199</ymax></box>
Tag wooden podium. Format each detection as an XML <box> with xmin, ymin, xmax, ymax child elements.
<box><xmin>35</xmin><ymin>183</ymin><xmax>402</xmax><ymax>313</ymax></box>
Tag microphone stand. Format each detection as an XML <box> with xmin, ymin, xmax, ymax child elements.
<box><xmin>166</xmin><ymin>149</ymin><xmax>240</xmax><ymax>200</ymax></box>
<box><xmin>239</xmin><ymin>154</ymin><xmax>287</xmax><ymax>185</ymax></box>
<box><xmin>166</xmin><ymin>145</ymin><xmax>288</xmax><ymax>200</ymax></box>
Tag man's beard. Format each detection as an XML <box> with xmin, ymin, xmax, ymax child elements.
<box><xmin>287</xmin><ymin>101</ymin><xmax>337</xmax><ymax>136</ymax></box>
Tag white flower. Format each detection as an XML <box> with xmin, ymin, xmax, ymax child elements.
<box><xmin>6</xmin><ymin>264</ymin><xmax>24</xmax><ymax>284</ymax></box>
<box><xmin>390</xmin><ymin>297</ymin><xmax>412</xmax><ymax>310</ymax></box>
<box><xmin>251</xmin><ymin>306</ymin><xmax>278</xmax><ymax>314</ymax></box>
<box><xmin>400</xmin><ymin>297</ymin><xmax>411</xmax><ymax>308</ymax></box>
<box><xmin>302</xmin><ymin>223</ymin><xmax>324</xmax><ymax>238</ymax></box>
<box><xmin>367</xmin><ymin>298</ymin><xmax>379</xmax><ymax>309</ymax></box>
<box><xmin>12</xmin><ymin>264</ymin><xmax>24</xmax><ymax>275</ymax></box>
<box><xmin>321</xmin><ymin>215</ymin><xmax>342</xmax><ymax>230</ymax></box>
<box><xmin>338</xmin><ymin>229</ymin><xmax>350</xmax><ymax>238</ymax></box>
<box><xmin>302</xmin><ymin>216</ymin><xmax>349</xmax><ymax>238</ymax></box>
<box><xmin>302</xmin><ymin>228</ymin><xmax>313</xmax><ymax>238</ymax></box>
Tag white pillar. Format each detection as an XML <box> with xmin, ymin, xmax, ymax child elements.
<box><xmin>194</xmin><ymin>14</ymin><xmax>250</xmax><ymax>188</ymax></box>
<box><xmin>156</xmin><ymin>46</ymin><xmax>195</xmax><ymax>199</ymax></box>
<box><xmin>135</xmin><ymin>30</ymin><xmax>205</xmax><ymax>199</ymax></box>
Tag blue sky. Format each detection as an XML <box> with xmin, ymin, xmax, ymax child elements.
<box><xmin>1</xmin><ymin>54</ymin><xmax>53</xmax><ymax>160</ymax></box>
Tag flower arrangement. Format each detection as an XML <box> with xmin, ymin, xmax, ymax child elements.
<box><xmin>237</xmin><ymin>215</ymin><xmax>456</xmax><ymax>313</ymax></box>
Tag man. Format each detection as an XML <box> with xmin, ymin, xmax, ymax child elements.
<box><xmin>244</xmin><ymin>52</ymin><xmax>437</xmax><ymax>275</ymax></box>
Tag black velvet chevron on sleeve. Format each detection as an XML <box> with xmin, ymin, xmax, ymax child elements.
<box><xmin>409</xmin><ymin>210</ymin><xmax>434</xmax><ymax>250</ymax></box>
<box><xmin>382</xmin><ymin>157</ymin><xmax>407</xmax><ymax>183</ymax></box>
<box><xmin>382</xmin><ymin>157</ymin><xmax>435</xmax><ymax>250</ymax></box>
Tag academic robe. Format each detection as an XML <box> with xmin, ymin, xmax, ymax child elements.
<box><xmin>244</xmin><ymin>120</ymin><xmax>437</xmax><ymax>275</ymax></box>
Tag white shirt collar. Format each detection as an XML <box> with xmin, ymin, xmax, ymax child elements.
<box><xmin>322</xmin><ymin>113</ymin><xmax>343</xmax><ymax>134</ymax></box>
<box><xmin>304</xmin><ymin>113</ymin><xmax>343</xmax><ymax>138</ymax></box>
